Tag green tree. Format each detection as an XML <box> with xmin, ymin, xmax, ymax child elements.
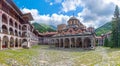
<box><xmin>114</xmin><ymin>5</ymin><xmax>120</xmax><ymax>18</ymax></box>
<box><xmin>111</xmin><ymin>5</ymin><xmax>120</xmax><ymax>48</ymax></box>
<box><xmin>104</xmin><ymin>38</ymin><xmax>109</xmax><ymax>47</ymax></box>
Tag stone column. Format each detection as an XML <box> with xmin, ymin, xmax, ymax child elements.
<box><xmin>59</xmin><ymin>39</ymin><xmax>61</xmax><ymax>48</ymax></box>
<box><xmin>75</xmin><ymin>38</ymin><xmax>77</xmax><ymax>48</ymax></box>
<box><xmin>8</xmin><ymin>16</ymin><xmax>10</xmax><ymax>35</ymax></box>
<box><xmin>69</xmin><ymin>38</ymin><xmax>71</xmax><ymax>48</ymax></box>
<box><xmin>0</xmin><ymin>39</ymin><xmax>2</xmax><ymax>50</ymax></box>
<box><xmin>13</xmin><ymin>22</ymin><xmax>15</xmax><ymax>36</ymax></box>
<box><xmin>8</xmin><ymin>40</ymin><xmax>10</xmax><ymax>48</ymax></box>
<box><xmin>63</xmin><ymin>38</ymin><xmax>65</xmax><ymax>48</ymax></box>
<box><xmin>82</xmin><ymin>37</ymin><xmax>84</xmax><ymax>48</ymax></box>
<box><xmin>27</xmin><ymin>39</ymin><xmax>30</xmax><ymax>48</ymax></box>
<box><xmin>0</xmin><ymin>11</ymin><xmax>2</xmax><ymax>33</ymax></box>
<box><xmin>18</xmin><ymin>24</ymin><xmax>19</xmax><ymax>35</ymax></box>
<box><xmin>90</xmin><ymin>38</ymin><xmax>95</xmax><ymax>48</ymax></box>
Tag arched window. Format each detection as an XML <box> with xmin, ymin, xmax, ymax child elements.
<box><xmin>9</xmin><ymin>19</ymin><xmax>13</xmax><ymax>26</ymax></box>
<box><xmin>2</xmin><ymin>25</ymin><xmax>8</xmax><ymax>34</ymax></box>
<box><xmin>2</xmin><ymin>14</ymin><xmax>7</xmax><ymax>24</ymax></box>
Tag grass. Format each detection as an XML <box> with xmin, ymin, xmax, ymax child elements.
<box><xmin>0</xmin><ymin>46</ymin><xmax>40</xmax><ymax>66</ymax></box>
<box><xmin>1</xmin><ymin>45</ymin><xmax>120</xmax><ymax>66</ymax></box>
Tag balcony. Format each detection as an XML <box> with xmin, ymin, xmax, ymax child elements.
<box><xmin>2</xmin><ymin>14</ymin><xmax>8</xmax><ymax>24</ymax></box>
<box><xmin>2</xmin><ymin>29</ymin><xmax>8</xmax><ymax>34</ymax></box>
<box><xmin>9</xmin><ymin>31</ymin><xmax>14</xmax><ymax>35</ymax></box>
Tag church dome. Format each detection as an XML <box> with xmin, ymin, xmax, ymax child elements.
<box><xmin>69</xmin><ymin>16</ymin><xmax>78</xmax><ymax>20</ymax></box>
<box><xmin>67</xmin><ymin>16</ymin><xmax>80</xmax><ymax>26</ymax></box>
<box><xmin>67</xmin><ymin>16</ymin><xmax>86</xmax><ymax>29</ymax></box>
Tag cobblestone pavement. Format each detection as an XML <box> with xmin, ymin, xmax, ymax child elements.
<box><xmin>1</xmin><ymin>45</ymin><xmax>120</xmax><ymax>66</ymax></box>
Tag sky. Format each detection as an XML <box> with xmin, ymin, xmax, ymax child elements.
<box><xmin>13</xmin><ymin>0</ymin><xmax>120</xmax><ymax>28</ymax></box>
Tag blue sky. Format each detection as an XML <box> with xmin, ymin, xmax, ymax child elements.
<box><xmin>13</xmin><ymin>0</ymin><xmax>120</xmax><ymax>28</ymax></box>
<box><xmin>13</xmin><ymin>0</ymin><xmax>83</xmax><ymax>16</ymax></box>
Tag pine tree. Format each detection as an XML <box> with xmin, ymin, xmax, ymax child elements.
<box><xmin>111</xmin><ymin>5</ymin><xmax>120</xmax><ymax>48</ymax></box>
<box><xmin>114</xmin><ymin>5</ymin><xmax>120</xmax><ymax>18</ymax></box>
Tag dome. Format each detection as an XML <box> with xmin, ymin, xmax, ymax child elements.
<box><xmin>68</xmin><ymin>16</ymin><xmax>80</xmax><ymax>25</ymax></box>
<box><xmin>69</xmin><ymin>16</ymin><xmax>78</xmax><ymax>20</ymax></box>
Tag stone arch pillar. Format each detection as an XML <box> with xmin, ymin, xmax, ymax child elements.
<box><xmin>13</xmin><ymin>21</ymin><xmax>15</xmax><ymax>30</ymax></box>
<box><xmin>0</xmin><ymin>13</ymin><xmax>2</xmax><ymax>33</ymax></box>
<box><xmin>69</xmin><ymin>38</ymin><xmax>71</xmax><ymax>48</ymax></box>
<box><xmin>0</xmin><ymin>37</ymin><xmax>2</xmax><ymax>50</ymax></box>
<box><xmin>18</xmin><ymin>23</ymin><xmax>20</xmax><ymax>31</ymax></box>
<box><xmin>8</xmin><ymin>16</ymin><xmax>10</xmax><ymax>35</ymax></box>
<box><xmin>75</xmin><ymin>38</ymin><xmax>77</xmax><ymax>48</ymax></box>
<box><xmin>91</xmin><ymin>38</ymin><xmax>96</xmax><ymax>48</ymax></box>
<box><xmin>60</xmin><ymin>39</ymin><xmax>63</xmax><ymax>47</ymax></box>
<box><xmin>59</xmin><ymin>39</ymin><xmax>61</xmax><ymax>48</ymax></box>
<box><xmin>63</xmin><ymin>38</ymin><xmax>65</xmax><ymax>48</ymax></box>
<box><xmin>82</xmin><ymin>37</ymin><xmax>84</xmax><ymax>48</ymax></box>
<box><xmin>8</xmin><ymin>36</ymin><xmax>11</xmax><ymax>48</ymax></box>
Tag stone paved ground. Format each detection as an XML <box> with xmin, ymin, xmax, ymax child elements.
<box><xmin>36</xmin><ymin>45</ymin><xmax>120</xmax><ymax>66</ymax></box>
<box><xmin>1</xmin><ymin>45</ymin><xmax>120</xmax><ymax>66</ymax></box>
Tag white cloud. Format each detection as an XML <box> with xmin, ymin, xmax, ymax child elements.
<box><xmin>45</xmin><ymin>0</ymin><xmax>62</xmax><ymax>5</ymax></box>
<box><xmin>60</xmin><ymin>0</ymin><xmax>119</xmax><ymax>28</ymax></box>
<box><xmin>104</xmin><ymin>0</ymin><xmax>120</xmax><ymax>7</ymax></box>
<box><xmin>55</xmin><ymin>0</ymin><xmax>62</xmax><ymax>3</ymax></box>
<box><xmin>21</xmin><ymin>0</ymin><xmax>120</xmax><ymax>29</ymax></box>
<box><xmin>21</xmin><ymin>8</ymin><xmax>70</xmax><ymax>27</ymax></box>
<box><xmin>50</xmin><ymin>2</ymin><xmax>53</xmax><ymax>6</ymax></box>
<box><xmin>61</xmin><ymin>0</ymin><xmax>82</xmax><ymax>12</ymax></box>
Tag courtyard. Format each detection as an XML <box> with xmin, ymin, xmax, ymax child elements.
<box><xmin>0</xmin><ymin>45</ymin><xmax>120</xmax><ymax>66</ymax></box>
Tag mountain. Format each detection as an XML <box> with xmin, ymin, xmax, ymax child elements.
<box><xmin>95</xmin><ymin>22</ymin><xmax>112</xmax><ymax>36</ymax></box>
<box><xmin>32</xmin><ymin>22</ymin><xmax>56</xmax><ymax>33</ymax></box>
<box><xmin>32</xmin><ymin>22</ymin><xmax>112</xmax><ymax>35</ymax></box>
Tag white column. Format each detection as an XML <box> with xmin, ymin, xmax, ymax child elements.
<box><xmin>8</xmin><ymin>16</ymin><xmax>10</xmax><ymax>35</ymax></box>
<box><xmin>18</xmin><ymin>24</ymin><xmax>19</xmax><ymax>33</ymax></box>
<box><xmin>75</xmin><ymin>38</ymin><xmax>77</xmax><ymax>48</ymax></box>
<box><xmin>59</xmin><ymin>39</ymin><xmax>61</xmax><ymax>48</ymax></box>
<box><xmin>0</xmin><ymin>11</ymin><xmax>2</xmax><ymax>33</ymax></box>
<box><xmin>63</xmin><ymin>38</ymin><xmax>65</xmax><ymax>48</ymax></box>
<box><xmin>82</xmin><ymin>37</ymin><xmax>84</xmax><ymax>48</ymax></box>
<box><xmin>27</xmin><ymin>39</ymin><xmax>30</xmax><ymax>48</ymax></box>
<box><xmin>0</xmin><ymin>39</ymin><xmax>2</xmax><ymax>50</ymax></box>
<box><xmin>93</xmin><ymin>38</ymin><xmax>96</xmax><ymax>47</ymax></box>
<box><xmin>69</xmin><ymin>38</ymin><xmax>71</xmax><ymax>48</ymax></box>
<box><xmin>13</xmin><ymin>22</ymin><xmax>15</xmax><ymax>36</ymax></box>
